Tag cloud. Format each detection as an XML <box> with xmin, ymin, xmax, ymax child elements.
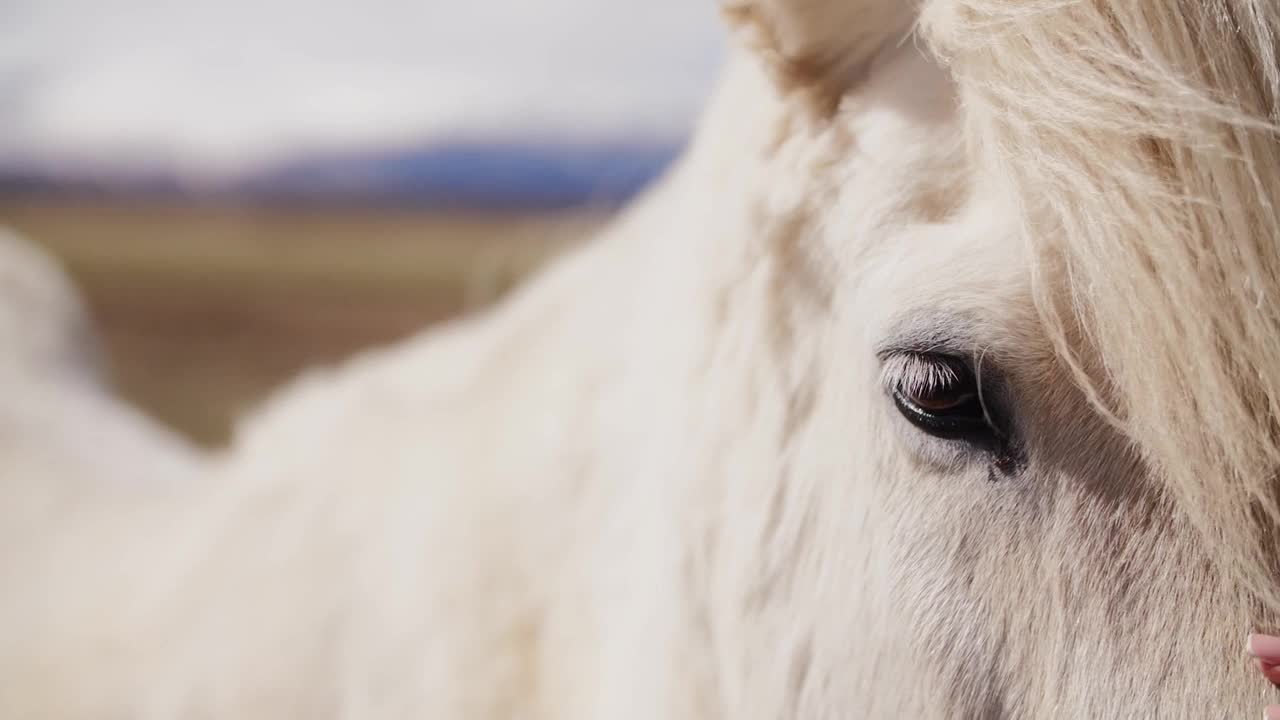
<box><xmin>0</xmin><ymin>0</ymin><xmax>725</xmax><ymax>177</ymax></box>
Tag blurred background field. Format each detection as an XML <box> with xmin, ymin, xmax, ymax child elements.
<box><xmin>1</xmin><ymin>200</ymin><xmax>602</xmax><ymax>446</ymax></box>
<box><xmin>0</xmin><ymin>0</ymin><xmax>722</xmax><ymax>446</ymax></box>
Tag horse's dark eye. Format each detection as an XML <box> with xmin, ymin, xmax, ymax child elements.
<box><xmin>887</xmin><ymin>353</ymin><xmax>995</xmax><ymax>442</ymax></box>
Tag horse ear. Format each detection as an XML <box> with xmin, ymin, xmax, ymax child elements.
<box><xmin>721</xmin><ymin>0</ymin><xmax>920</xmax><ymax>116</ymax></box>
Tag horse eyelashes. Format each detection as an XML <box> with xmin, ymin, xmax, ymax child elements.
<box><xmin>884</xmin><ymin>351</ymin><xmax>1020</xmax><ymax>473</ymax></box>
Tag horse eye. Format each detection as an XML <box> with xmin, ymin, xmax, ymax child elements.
<box><xmin>888</xmin><ymin>353</ymin><xmax>995</xmax><ymax>443</ymax></box>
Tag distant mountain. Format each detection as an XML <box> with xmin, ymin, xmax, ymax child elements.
<box><xmin>238</xmin><ymin>140</ymin><xmax>683</xmax><ymax>209</ymax></box>
<box><xmin>0</xmin><ymin>140</ymin><xmax>684</xmax><ymax>210</ymax></box>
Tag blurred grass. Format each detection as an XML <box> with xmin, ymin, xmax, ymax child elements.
<box><xmin>0</xmin><ymin>199</ymin><xmax>605</xmax><ymax>446</ymax></box>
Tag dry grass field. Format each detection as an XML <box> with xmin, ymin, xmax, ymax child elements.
<box><xmin>0</xmin><ymin>199</ymin><xmax>605</xmax><ymax>446</ymax></box>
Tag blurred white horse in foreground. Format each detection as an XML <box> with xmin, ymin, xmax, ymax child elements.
<box><xmin>5</xmin><ymin>0</ymin><xmax>1280</xmax><ymax>717</ymax></box>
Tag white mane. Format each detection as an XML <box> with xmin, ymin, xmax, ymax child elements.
<box><xmin>3</xmin><ymin>0</ymin><xmax>1280</xmax><ymax>717</ymax></box>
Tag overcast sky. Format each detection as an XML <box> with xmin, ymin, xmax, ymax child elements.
<box><xmin>0</xmin><ymin>0</ymin><xmax>725</xmax><ymax>176</ymax></box>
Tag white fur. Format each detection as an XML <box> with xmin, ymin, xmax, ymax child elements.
<box><xmin>0</xmin><ymin>228</ymin><xmax>100</xmax><ymax>382</ymax></box>
<box><xmin>3</xmin><ymin>0</ymin><xmax>1280</xmax><ymax>717</ymax></box>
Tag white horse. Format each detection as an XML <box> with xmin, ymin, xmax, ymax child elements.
<box><xmin>4</xmin><ymin>0</ymin><xmax>1280</xmax><ymax>717</ymax></box>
